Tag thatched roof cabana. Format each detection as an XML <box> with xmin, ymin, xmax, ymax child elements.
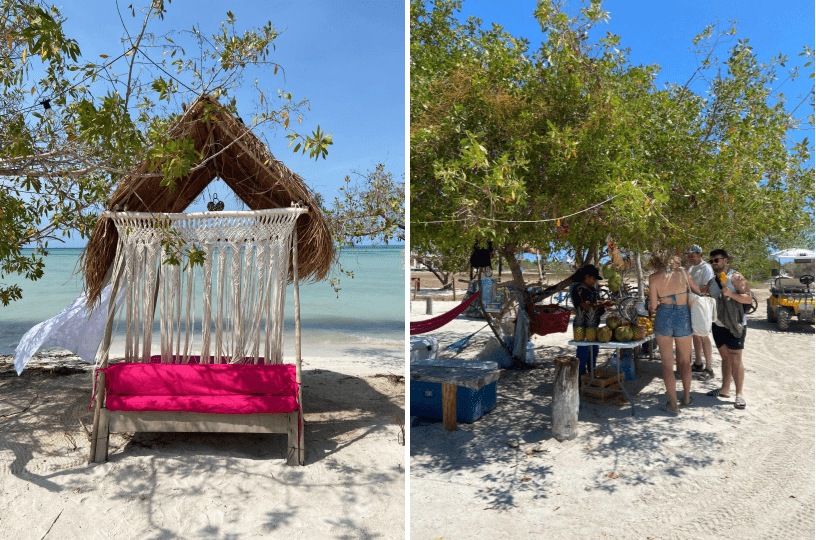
<box><xmin>82</xmin><ymin>94</ymin><xmax>333</xmax><ymax>306</ymax></box>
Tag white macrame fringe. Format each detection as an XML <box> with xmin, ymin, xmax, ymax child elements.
<box><xmin>100</xmin><ymin>208</ymin><xmax>304</xmax><ymax>365</ymax></box>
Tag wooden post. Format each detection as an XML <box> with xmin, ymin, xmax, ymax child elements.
<box><xmin>93</xmin><ymin>408</ymin><xmax>110</xmax><ymax>463</ymax></box>
<box><xmin>292</xmin><ymin>220</ymin><xmax>304</xmax><ymax>466</ymax></box>
<box><xmin>286</xmin><ymin>411</ymin><xmax>299</xmax><ymax>465</ymax></box>
<box><xmin>442</xmin><ymin>383</ymin><xmax>457</xmax><ymax>431</ymax></box>
<box><xmin>89</xmin><ymin>253</ymin><xmax>124</xmax><ymax>463</ymax></box>
<box><xmin>552</xmin><ymin>356</ymin><xmax>580</xmax><ymax>442</ymax></box>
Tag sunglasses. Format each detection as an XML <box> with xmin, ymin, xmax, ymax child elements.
<box><xmin>709</xmin><ymin>257</ymin><xmax>724</xmax><ymax>263</ymax></box>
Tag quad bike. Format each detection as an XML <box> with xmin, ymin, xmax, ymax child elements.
<box><xmin>767</xmin><ymin>274</ymin><xmax>815</xmax><ymax>331</ymax></box>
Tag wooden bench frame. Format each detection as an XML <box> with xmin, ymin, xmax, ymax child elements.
<box><xmin>93</xmin><ymin>407</ymin><xmax>304</xmax><ymax>465</ymax></box>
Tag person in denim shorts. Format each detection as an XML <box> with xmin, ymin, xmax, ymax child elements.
<box><xmin>648</xmin><ymin>250</ymin><xmax>703</xmax><ymax>414</ymax></box>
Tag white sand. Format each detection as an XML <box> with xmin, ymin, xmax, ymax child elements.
<box><xmin>0</xmin><ymin>345</ymin><xmax>405</xmax><ymax>540</ymax></box>
<box><xmin>410</xmin><ymin>297</ymin><xmax>815</xmax><ymax>539</ymax></box>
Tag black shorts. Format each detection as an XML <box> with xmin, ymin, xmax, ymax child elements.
<box><xmin>711</xmin><ymin>323</ymin><xmax>747</xmax><ymax>350</ymax></box>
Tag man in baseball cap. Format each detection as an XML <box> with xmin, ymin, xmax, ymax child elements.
<box><xmin>687</xmin><ymin>245</ymin><xmax>715</xmax><ymax>379</ymax></box>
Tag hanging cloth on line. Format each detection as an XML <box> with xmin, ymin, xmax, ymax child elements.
<box><xmin>410</xmin><ymin>293</ymin><xmax>480</xmax><ymax>335</ymax></box>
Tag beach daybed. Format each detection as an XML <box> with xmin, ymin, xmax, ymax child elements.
<box><xmin>82</xmin><ymin>95</ymin><xmax>334</xmax><ymax>466</ymax></box>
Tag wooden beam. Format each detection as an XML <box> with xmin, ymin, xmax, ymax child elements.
<box><xmin>108</xmin><ymin>410</ymin><xmax>291</xmax><ymax>433</ymax></box>
<box><xmin>442</xmin><ymin>383</ymin><xmax>457</xmax><ymax>431</ymax></box>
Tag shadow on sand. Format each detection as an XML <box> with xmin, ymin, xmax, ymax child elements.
<box><xmin>410</xmin><ymin>343</ymin><xmax>725</xmax><ymax>511</ymax></box>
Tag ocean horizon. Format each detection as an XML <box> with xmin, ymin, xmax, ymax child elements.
<box><xmin>0</xmin><ymin>246</ymin><xmax>406</xmax><ymax>360</ymax></box>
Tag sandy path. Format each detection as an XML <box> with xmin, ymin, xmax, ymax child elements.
<box><xmin>0</xmin><ymin>356</ymin><xmax>405</xmax><ymax>540</ymax></box>
<box><xmin>410</xmin><ymin>298</ymin><xmax>814</xmax><ymax>540</ymax></box>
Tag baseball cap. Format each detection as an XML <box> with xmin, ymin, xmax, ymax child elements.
<box><xmin>584</xmin><ymin>264</ymin><xmax>603</xmax><ymax>280</ymax></box>
<box><xmin>688</xmin><ymin>245</ymin><xmax>702</xmax><ymax>254</ymax></box>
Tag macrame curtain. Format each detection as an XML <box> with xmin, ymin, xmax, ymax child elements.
<box><xmin>97</xmin><ymin>208</ymin><xmax>305</xmax><ymax>367</ymax></box>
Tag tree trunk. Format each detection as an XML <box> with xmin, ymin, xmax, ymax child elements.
<box><xmin>530</xmin><ymin>274</ymin><xmax>574</xmax><ymax>304</ymax></box>
<box><xmin>499</xmin><ymin>243</ymin><xmax>528</xmax><ymax>304</ymax></box>
<box><xmin>499</xmin><ymin>243</ymin><xmax>530</xmax><ymax>363</ymax></box>
<box><xmin>420</xmin><ymin>258</ymin><xmax>451</xmax><ymax>289</ymax></box>
<box><xmin>552</xmin><ymin>355</ymin><xmax>579</xmax><ymax>442</ymax></box>
<box><xmin>536</xmin><ymin>249</ymin><xmax>544</xmax><ymax>281</ymax></box>
<box><xmin>634</xmin><ymin>251</ymin><xmax>645</xmax><ymax>301</ymax></box>
<box><xmin>584</xmin><ymin>241</ymin><xmax>598</xmax><ymax>266</ymax></box>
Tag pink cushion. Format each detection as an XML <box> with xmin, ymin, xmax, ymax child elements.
<box><xmin>105</xmin><ymin>394</ymin><xmax>298</xmax><ymax>414</ymax></box>
<box><xmin>104</xmin><ymin>362</ymin><xmax>298</xmax><ymax>397</ymax></box>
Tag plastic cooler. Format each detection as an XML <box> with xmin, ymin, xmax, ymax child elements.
<box><xmin>410</xmin><ymin>358</ymin><xmax>498</xmax><ymax>423</ymax></box>
<box><xmin>410</xmin><ymin>336</ymin><xmax>439</xmax><ymax>363</ymax></box>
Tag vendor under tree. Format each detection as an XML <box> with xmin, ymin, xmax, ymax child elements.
<box><xmin>570</xmin><ymin>265</ymin><xmax>614</xmax><ymax>375</ymax></box>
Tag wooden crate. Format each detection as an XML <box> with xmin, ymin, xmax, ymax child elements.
<box><xmin>581</xmin><ymin>382</ymin><xmax>624</xmax><ymax>404</ymax></box>
<box><xmin>580</xmin><ymin>368</ymin><xmax>620</xmax><ymax>389</ymax></box>
<box><xmin>581</xmin><ymin>368</ymin><xmax>624</xmax><ymax>404</ymax></box>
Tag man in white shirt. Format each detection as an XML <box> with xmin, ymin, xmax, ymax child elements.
<box><xmin>687</xmin><ymin>245</ymin><xmax>715</xmax><ymax>379</ymax></box>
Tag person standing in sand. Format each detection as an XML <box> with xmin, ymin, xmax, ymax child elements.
<box><xmin>705</xmin><ymin>249</ymin><xmax>752</xmax><ymax>410</ymax></box>
<box><xmin>686</xmin><ymin>245</ymin><xmax>715</xmax><ymax>380</ymax></box>
<box><xmin>570</xmin><ymin>265</ymin><xmax>614</xmax><ymax>376</ymax></box>
<box><xmin>648</xmin><ymin>250</ymin><xmax>703</xmax><ymax>414</ymax></box>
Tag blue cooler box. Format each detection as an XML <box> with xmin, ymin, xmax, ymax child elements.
<box><xmin>410</xmin><ymin>358</ymin><xmax>498</xmax><ymax>423</ymax></box>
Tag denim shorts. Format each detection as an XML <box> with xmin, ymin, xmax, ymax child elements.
<box><xmin>653</xmin><ymin>303</ymin><xmax>692</xmax><ymax>338</ymax></box>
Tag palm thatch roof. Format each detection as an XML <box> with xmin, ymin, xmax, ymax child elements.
<box><xmin>82</xmin><ymin>94</ymin><xmax>334</xmax><ymax>306</ymax></box>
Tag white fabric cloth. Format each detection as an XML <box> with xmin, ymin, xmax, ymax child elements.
<box><xmin>690</xmin><ymin>296</ymin><xmax>717</xmax><ymax>336</ymax></box>
<box><xmin>13</xmin><ymin>284</ymin><xmax>119</xmax><ymax>375</ymax></box>
<box><xmin>688</xmin><ymin>261</ymin><xmax>715</xmax><ymax>288</ymax></box>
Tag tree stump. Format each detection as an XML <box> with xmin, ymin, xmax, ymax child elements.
<box><xmin>552</xmin><ymin>355</ymin><xmax>579</xmax><ymax>442</ymax></box>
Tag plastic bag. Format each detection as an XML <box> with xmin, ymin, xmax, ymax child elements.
<box><xmin>690</xmin><ymin>296</ymin><xmax>716</xmax><ymax>336</ymax></box>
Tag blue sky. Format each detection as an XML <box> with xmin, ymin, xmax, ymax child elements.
<box><xmin>453</xmin><ymin>0</ymin><xmax>814</xmax><ymax>142</ymax></box>
<box><xmin>50</xmin><ymin>0</ymin><xmax>405</xmax><ymax>247</ymax></box>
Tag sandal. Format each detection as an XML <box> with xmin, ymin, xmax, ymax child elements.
<box><xmin>734</xmin><ymin>397</ymin><xmax>746</xmax><ymax>409</ymax></box>
<box><xmin>698</xmin><ymin>369</ymin><xmax>715</xmax><ymax>381</ymax></box>
<box><xmin>706</xmin><ymin>388</ymin><xmax>730</xmax><ymax>398</ymax></box>
<box><xmin>662</xmin><ymin>402</ymin><xmax>680</xmax><ymax>415</ymax></box>
<box><xmin>680</xmin><ymin>396</ymin><xmax>693</xmax><ymax>407</ymax></box>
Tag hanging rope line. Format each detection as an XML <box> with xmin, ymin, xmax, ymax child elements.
<box><xmin>410</xmin><ymin>293</ymin><xmax>479</xmax><ymax>335</ymax></box>
<box><xmin>413</xmin><ymin>195</ymin><xmax>620</xmax><ymax>225</ymax></box>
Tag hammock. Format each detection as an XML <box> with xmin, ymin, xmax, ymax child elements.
<box><xmin>410</xmin><ymin>292</ymin><xmax>479</xmax><ymax>335</ymax></box>
<box><xmin>445</xmin><ymin>324</ymin><xmax>488</xmax><ymax>354</ymax></box>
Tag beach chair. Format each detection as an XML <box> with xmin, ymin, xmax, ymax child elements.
<box><xmin>88</xmin><ymin>208</ymin><xmax>310</xmax><ymax>465</ymax></box>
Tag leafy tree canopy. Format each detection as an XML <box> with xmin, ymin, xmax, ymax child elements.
<box><xmin>411</xmin><ymin>0</ymin><xmax>814</xmax><ymax>292</ymax></box>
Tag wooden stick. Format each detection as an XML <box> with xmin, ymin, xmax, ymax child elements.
<box><xmin>292</xmin><ymin>221</ymin><xmax>304</xmax><ymax>465</ymax></box>
<box><xmin>442</xmin><ymin>383</ymin><xmax>457</xmax><ymax>431</ymax></box>
<box><xmin>89</xmin><ymin>253</ymin><xmax>124</xmax><ymax>463</ymax></box>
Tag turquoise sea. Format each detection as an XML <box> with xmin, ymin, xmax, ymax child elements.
<box><xmin>0</xmin><ymin>246</ymin><xmax>406</xmax><ymax>358</ymax></box>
